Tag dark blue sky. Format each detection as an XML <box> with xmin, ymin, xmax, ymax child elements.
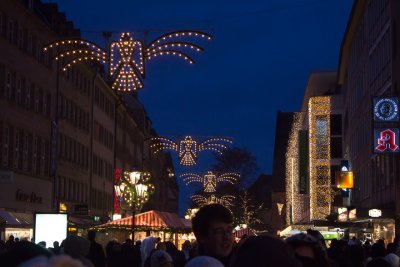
<box><xmin>53</xmin><ymin>0</ymin><xmax>353</xmax><ymax>214</ymax></box>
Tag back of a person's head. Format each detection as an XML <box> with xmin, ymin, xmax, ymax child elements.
<box><xmin>286</xmin><ymin>233</ymin><xmax>329</xmax><ymax>267</ymax></box>
<box><xmin>0</xmin><ymin>240</ymin><xmax>53</xmax><ymax>267</ymax></box>
<box><xmin>366</xmin><ymin>258</ymin><xmax>391</xmax><ymax>267</ymax></box>
<box><xmin>151</xmin><ymin>250</ymin><xmax>173</xmax><ymax>267</ymax></box>
<box><xmin>63</xmin><ymin>235</ymin><xmax>91</xmax><ymax>258</ymax></box>
<box><xmin>185</xmin><ymin>256</ymin><xmax>224</xmax><ymax>267</ymax></box>
<box><xmin>87</xmin><ymin>230</ymin><xmax>96</xmax><ymax>241</ymax></box>
<box><xmin>192</xmin><ymin>204</ymin><xmax>233</xmax><ymax>239</ymax></box>
<box><xmin>232</xmin><ymin>235</ymin><xmax>302</xmax><ymax>267</ymax></box>
<box><xmin>371</xmin><ymin>242</ymin><xmax>386</xmax><ymax>258</ymax></box>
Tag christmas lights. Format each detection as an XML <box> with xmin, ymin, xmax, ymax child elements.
<box><xmin>44</xmin><ymin>31</ymin><xmax>212</xmax><ymax>91</ymax></box>
<box><xmin>308</xmin><ymin>96</ymin><xmax>331</xmax><ymax>220</ymax></box>
<box><xmin>150</xmin><ymin>136</ymin><xmax>232</xmax><ymax>166</ymax></box>
<box><xmin>181</xmin><ymin>171</ymin><xmax>239</xmax><ymax>192</ymax></box>
<box><xmin>191</xmin><ymin>194</ymin><xmax>235</xmax><ymax>208</ymax></box>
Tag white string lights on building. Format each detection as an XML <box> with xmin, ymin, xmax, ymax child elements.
<box><xmin>43</xmin><ymin>31</ymin><xmax>212</xmax><ymax>91</ymax></box>
<box><xmin>285</xmin><ymin>112</ymin><xmax>304</xmax><ymax>225</ymax></box>
<box><xmin>191</xmin><ymin>194</ymin><xmax>235</xmax><ymax>208</ymax></box>
<box><xmin>150</xmin><ymin>136</ymin><xmax>232</xmax><ymax>166</ymax></box>
<box><xmin>308</xmin><ymin>96</ymin><xmax>331</xmax><ymax>220</ymax></box>
<box><xmin>180</xmin><ymin>171</ymin><xmax>239</xmax><ymax>192</ymax></box>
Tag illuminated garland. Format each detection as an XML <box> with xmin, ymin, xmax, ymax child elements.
<box><xmin>150</xmin><ymin>136</ymin><xmax>232</xmax><ymax>166</ymax></box>
<box><xmin>43</xmin><ymin>31</ymin><xmax>212</xmax><ymax>91</ymax></box>
<box><xmin>180</xmin><ymin>171</ymin><xmax>239</xmax><ymax>192</ymax></box>
<box><xmin>308</xmin><ymin>96</ymin><xmax>331</xmax><ymax>220</ymax></box>
<box><xmin>191</xmin><ymin>194</ymin><xmax>235</xmax><ymax>208</ymax></box>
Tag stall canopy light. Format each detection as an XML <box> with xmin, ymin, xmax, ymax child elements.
<box><xmin>336</xmin><ymin>171</ymin><xmax>354</xmax><ymax>189</ymax></box>
<box><xmin>369</xmin><ymin>209</ymin><xmax>382</xmax><ymax>218</ymax></box>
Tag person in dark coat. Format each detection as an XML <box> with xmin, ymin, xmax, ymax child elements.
<box><xmin>87</xmin><ymin>230</ymin><xmax>106</xmax><ymax>267</ymax></box>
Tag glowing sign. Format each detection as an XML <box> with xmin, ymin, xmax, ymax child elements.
<box><xmin>374</xmin><ymin>128</ymin><xmax>399</xmax><ymax>153</ymax></box>
<box><xmin>349</xmin><ymin>209</ymin><xmax>357</xmax><ymax>220</ymax></box>
<box><xmin>335</xmin><ymin>171</ymin><xmax>354</xmax><ymax>189</ymax></box>
<box><xmin>338</xmin><ymin>207</ymin><xmax>348</xmax><ymax>222</ymax></box>
<box><xmin>373</xmin><ymin>97</ymin><xmax>399</xmax><ymax>122</ymax></box>
<box><xmin>368</xmin><ymin>209</ymin><xmax>382</xmax><ymax>218</ymax></box>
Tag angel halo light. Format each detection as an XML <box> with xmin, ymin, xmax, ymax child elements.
<box><xmin>43</xmin><ymin>31</ymin><xmax>212</xmax><ymax>91</ymax></box>
<box><xmin>150</xmin><ymin>136</ymin><xmax>232</xmax><ymax>166</ymax></box>
<box><xmin>181</xmin><ymin>171</ymin><xmax>239</xmax><ymax>193</ymax></box>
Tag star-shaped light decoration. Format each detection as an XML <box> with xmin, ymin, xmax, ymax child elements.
<box><xmin>181</xmin><ymin>171</ymin><xmax>239</xmax><ymax>192</ymax></box>
<box><xmin>150</xmin><ymin>136</ymin><xmax>232</xmax><ymax>166</ymax></box>
<box><xmin>43</xmin><ymin>31</ymin><xmax>212</xmax><ymax>91</ymax></box>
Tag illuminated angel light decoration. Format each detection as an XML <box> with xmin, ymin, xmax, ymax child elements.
<box><xmin>191</xmin><ymin>194</ymin><xmax>235</xmax><ymax>208</ymax></box>
<box><xmin>181</xmin><ymin>171</ymin><xmax>239</xmax><ymax>192</ymax></box>
<box><xmin>308</xmin><ymin>96</ymin><xmax>331</xmax><ymax>220</ymax></box>
<box><xmin>150</xmin><ymin>136</ymin><xmax>232</xmax><ymax>166</ymax></box>
<box><xmin>43</xmin><ymin>31</ymin><xmax>212</xmax><ymax>91</ymax></box>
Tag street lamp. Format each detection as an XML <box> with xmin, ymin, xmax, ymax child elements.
<box><xmin>114</xmin><ymin>170</ymin><xmax>154</xmax><ymax>239</ymax></box>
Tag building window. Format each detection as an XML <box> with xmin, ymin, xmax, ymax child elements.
<box><xmin>2</xmin><ymin>126</ymin><xmax>9</xmax><ymax>166</ymax></box>
<box><xmin>13</xmin><ymin>129</ymin><xmax>20</xmax><ymax>169</ymax></box>
<box><xmin>7</xmin><ymin>19</ymin><xmax>14</xmax><ymax>43</ymax></box>
<box><xmin>32</xmin><ymin>136</ymin><xmax>37</xmax><ymax>173</ymax></box>
<box><xmin>16</xmin><ymin>76</ymin><xmax>22</xmax><ymax>105</ymax></box>
<box><xmin>25</xmin><ymin>83</ymin><xmax>31</xmax><ymax>108</ymax></box>
<box><xmin>23</xmin><ymin>133</ymin><xmax>28</xmax><ymax>170</ymax></box>
<box><xmin>5</xmin><ymin>71</ymin><xmax>11</xmax><ymax>99</ymax></box>
<box><xmin>0</xmin><ymin>12</ymin><xmax>4</xmax><ymax>37</ymax></box>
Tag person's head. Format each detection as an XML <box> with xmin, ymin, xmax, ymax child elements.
<box><xmin>192</xmin><ymin>204</ymin><xmax>234</xmax><ymax>258</ymax></box>
<box><xmin>182</xmin><ymin>240</ymin><xmax>191</xmax><ymax>251</ymax></box>
<box><xmin>38</xmin><ymin>241</ymin><xmax>46</xmax><ymax>248</ymax></box>
<box><xmin>53</xmin><ymin>241</ymin><xmax>60</xmax><ymax>248</ymax></box>
<box><xmin>87</xmin><ymin>230</ymin><xmax>97</xmax><ymax>242</ymax></box>
<box><xmin>9</xmin><ymin>235</ymin><xmax>14</xmax><ymax>241</ymax></box>
<box><xmin>185</xmin><ymin>256</ymin><xmax>224</xmax><ymax>267</ymax></box>
<box><xmin>232</xmin><ymin>236</ymin><xmax>302</xmax><ymax>267</ymax></box>
<box><xmin>150</xmin><ymin>250</ymin><xmax>173</xmax><ymax>267</ymax></box>
<box><xmin>286</xmin><ymin>233</ymin><xmax>330</xmax><ymax>267</ymax></box>
<box><xmin>156</xmin><ymin>241</ymin><xmax>167</xmax><ymax>251</ymax></box>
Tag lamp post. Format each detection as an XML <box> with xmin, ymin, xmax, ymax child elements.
<box><xmin>114</xmin><ymin>170</ymin><xmax>154</xmax><ymax>239</ymax></box>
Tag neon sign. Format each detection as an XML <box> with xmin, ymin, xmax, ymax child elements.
<box><xmin>374</xmin><ymin>128</ymin><xmax>399</xmax><ymax>153</ymax></box>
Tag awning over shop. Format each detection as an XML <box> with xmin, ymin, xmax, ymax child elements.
<box><xmin>69</xmin><ymin>216</ymin><xmax>99</xmax><ymax>227</ymax></box>
<box><xmin>96</xmin><ymin>210</ymin><xmax>190</xmax><ymax>231</ymax></box>
<box><xmin>0</xmin><ymin>211</ymin><xmax>33</xmax><ymax>227</ymax></box>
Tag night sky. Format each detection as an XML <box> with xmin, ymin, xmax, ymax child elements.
<box><xmin>52</xmin><ymin>0</ymin><xmax>353</xmax><ymax>214</ymax></box>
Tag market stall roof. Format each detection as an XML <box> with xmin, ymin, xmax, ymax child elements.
<box><xmin>234</xmin><ymin>228</ymin><xmax>255</xmax><ymax>238</ymax></box>
<box><xmin>96</xmin><ymin>210</ymin><xmax>191</xmax><ymax>231</ymax></box>
<box><xmin>0</xmin><ymin>211</ymin><xmax>33</xmax><ymax>227</ymax></box>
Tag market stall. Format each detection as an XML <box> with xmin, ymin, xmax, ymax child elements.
<box><xmin>94</xmin><ymin>210</ymin><xmax>191</xmax><ymax>248</ymax></box>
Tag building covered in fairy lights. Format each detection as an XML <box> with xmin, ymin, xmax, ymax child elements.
<box><xmin>285</xmin><ymin>72</ymin><xmax>343</xmax><ymax>227</ymax></box>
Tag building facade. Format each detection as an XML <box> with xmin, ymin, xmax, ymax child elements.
<box><xmin>338</xmin><ymin>0</ymin><xmax>400</xmax><ymax>237</ymax></box>
<box><xmin>0</xmin><ymin>0</ymin><xmax>178</xmax><ymax>240</ymax></box>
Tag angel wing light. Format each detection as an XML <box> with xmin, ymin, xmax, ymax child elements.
<box><xmin>43</xmin><ymin>31</ymin><xmax>211</xmax><ymax>92</ymax></box>
<box><xmin>191</xmin><ymin>194</ymin><xmax>235</xmax><ymax>208</ymax></box>
<box><xmin>150</xmin><ymin>136</ymin><xmax>232</xmax><ymax>166</ymax></box>
<box><xmin>181</xmin><ymin>171</ymin><xmax>239</xmax><ymax>192</ymax></box>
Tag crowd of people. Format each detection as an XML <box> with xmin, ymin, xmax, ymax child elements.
<box><xmin>0</xmin><ymin>203</ymin><xmax>399</xmax><ymax>267</ymax></box>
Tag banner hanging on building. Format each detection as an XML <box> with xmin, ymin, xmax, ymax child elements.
<box><xmin>298</xmin><ymin>130</ymin><xmax>308</xmax><ymax>194</ymax></box>
<box><xmin>374</xmin><ymin>128</ymin><xmax>400</xmax><ymax>153</ymax></box>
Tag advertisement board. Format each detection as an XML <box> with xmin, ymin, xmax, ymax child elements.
<box><xmin>34</xmin><ymin>213</ymin><xmax>68</xmax><ymax>248</ymax></box>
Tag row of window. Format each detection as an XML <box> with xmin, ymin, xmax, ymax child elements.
<box><xmin>1</xmin><ymin>67</ymin><xmax>51</xmax><ymax>118</ymax></box>
<box><xmin>92</xmin><ymin>154</ymin><xmax>113</xmax><ymax>181</ymax></box>
<box><xmin>94</xmin><ymin>86</ymin><xmax>115</xmax><ymax>119</ymax></box>
<box><xmin>63</xmin><ymin>68</ymin><xmax>92</xmax><ymax>97</ymax></box>
<box><xmin>93</xmin><ymin>120</ymin><xmax>114</xmax><ymax>150</ymax></box>
<box><xmin>56</xmin><ymin>175</ymin><xmax>113</xmax><ymax>211</ymax></box>
<box><xmin>57</xmin><ymin>133</ymin><xmax>89</xmax><ymax>170</ymax></box>
<box><xmin>0</xmin><ymin>121</ymin><xmax>49</xmax><ymax>176</ymax></box>
<box><xmin>367</xmin><ymin>0</ymin><xmax>390</xmax><ymax>45</ymax></box>
<box><xmin>369</xmin><ymin>27</ymin><xmax>392</xmax><ymax>88</ymax></box>
<box><xmin>56</xmin><ymin>176</ymin><xmax>88</xmax><ymax>204</ymax></box>
<box><xmin>0</xmin><ymin>11</ymin><xmax>52</xmax><ymax>68</ymax></box>
<box><xmin>57</xmin><ymin>93</ymin><xmax>90</xmax><ymax>133</ymax></box>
